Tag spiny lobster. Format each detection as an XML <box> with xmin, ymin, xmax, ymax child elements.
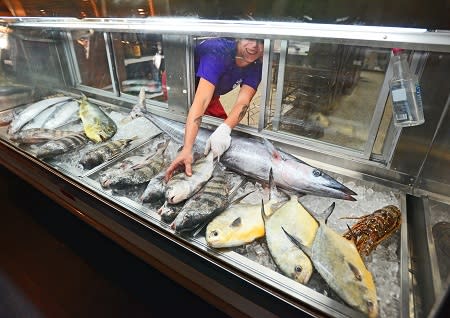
<box><xmin>342</xmin><ymin>205</ymin><xmax>401</xmax><ymax>256</ymax></box>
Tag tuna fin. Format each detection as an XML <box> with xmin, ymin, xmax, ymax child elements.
<box><xmin>229</xmin><ymin>190</ymin><xmax>256</xmax><ymax>206</ymax></box>
<box><xmin>262</xmin><ymin>138</ymin><xmax>282</xmax><ymax>160</ymax></box>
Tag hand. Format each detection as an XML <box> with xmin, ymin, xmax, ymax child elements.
<box><xmin>165</xmin><ymin>148</ymin><xmax>193</xmax><ymax>182</ymax></box>
<box><xmin>204</xmin><ymin>123</ymin><xmax>232</xmax><ymax>159</ymax></box>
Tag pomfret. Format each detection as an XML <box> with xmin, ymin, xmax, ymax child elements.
<box><xmin>206</xmin><ymin>171</ymin><xmax>281</xmax><ymax>248</ymax></box>
<box><xmin>283</xmin><ymin>203</ymin><xmax>379</xmax><ymax>318</ymax></box>
<box><xmin>165</xmin><ymin>151</ymin><xmax>214</xmax><ymax>204</ymax></box>
<box><xmin>79</xmin><ymin>95</ymin><xmax>117</xmax><ymax>143</ymax></box>
<box><xmin>263</xmin><ymin>194</ymin><xmax>317</xmax><ymax>285</ymax></box>
<box><xmin>138</xmin><ymin>110</ymin><xmax>357</xmax><ymax>201</ymax></box>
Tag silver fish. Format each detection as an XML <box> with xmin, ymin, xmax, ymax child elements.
<box><xmin>140</xmin><ymin>170</ymin><xmax>166</xmax><ymax>203</ymax></box>
<box><xmin>138</xmin><ymin>110</ymin><xmax>357</xmax><ymax>201</ymax></box>
<box><xmin>263</xmin><ymin>194</ymin><xmax>317</xmax><ymax>285</ymax></box>
<box><xmin>35</xmin><ymin>132</ymin><xmax>89</xmax><ymax>159</ymax></box>
<box><xmin>283</xmin><ymin>203</ymin><xmax>379</xmax><ymax>318</ymax></box>
<box><xmin>165</xmin><ymin>151</ymin><xmax>214</xmax><ymax>204</ymax></box>
<box><xmin>79</xmin><ymin>136</ymin><xmax>138</xmax><ymax>169</ymax></box>
<box><xmin>120</xmin><ymin>87</ymin><xmax>147</xmax><ymax>124</ymax></box>
<box><xmin>42</xmin><ymin>100</ymin><xmax>80</xmax><ymax>129</ymax></box>
<box><xmin>79</xmin><ymin>95</ymin><xmax>117</xmax><ymax>143</ymax></box>
<box><xmin>8</xmin><ymin>96</ymin><xmax>72</xmax><ymax>134</ymax></box>
<box><xmin>9</xmin><ymin>128</ymin><xmax>79</xmax><ymax>144</ymax></box>
<box><xmin>171</xmin><ymin>167</ymin><xmax>230</xmax><ymax>233</ymax></box>
<box><xmin>21</xmin><ymin>103</ymin><xmax>60</xmax><ymax>130</ymax></box>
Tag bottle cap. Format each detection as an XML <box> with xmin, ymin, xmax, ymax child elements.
<box><xmin>392</xmin><ymin>48</ymin><xmax>404</xmax><ymax>55</ymax></box>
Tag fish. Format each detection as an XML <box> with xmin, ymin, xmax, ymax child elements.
<box><xmin>34</xmin><ymin>132</ymin><xmax>89</xmax><ymax>159</ymax></box>
<box><xmin>171</xmin><ymin>166</ymin><xmax>230</xmax><ymax>233</ymax></box>
<box><xmin>100</xmin><ymin>140</ymin><xmax>168</xmax><ymax>189</ymax></box>
<box><xmin>120</xmin><ymin>87</ymin><xmax>147</xmax><ymax>124</ymax></box>
<box><xmin>262</xmin><ymin>192</ymin><xmax>317</xmax><ymax>285</ymax></box>
<box><xmin>8</xmin><ymin>128</ymin><xmax>79</xmax><ymax>144</ymax></box>
<box><xmin>165</xmin><ymin>151</ymin><xmax>214</xmax><ymax>204</ymax></box>
<box><xmin>140</xmin><ymin>170</ymin><xmax>166</xmax><ymax>203</ymax></box>
<box><xmin>205</xmin><ymin>170</ymin><xmax>281</xmax><ymax>248</ymax></box>
<box><xmin>283</xmin><ymin>203</ymin><xmax>379</xmax><ymax>318</ymax></box>
<box><xmin>79</xmin><ymin>136</ymin><xmax>138</xmax><ymax>170</ymax></box>
<box><xmin>78</xmin><ymin>95</ymin><xmax>117</xmax><ymax>143</ymax></box>
<box><xmin>21</xmin><ymin>103</ymin><xmax>60</xmax><ymax>130</ymax></box>
<box><xmin>137</xmin><ymin>110</ymin><xmax>357</xmax><ymax>201</ymax></box>
<box><xmin>98</xmin><ymin>155</ymin><xmax>152</xmax><ymax>187</ymax></box>
<box><xmin>0</xmin><ymin>109</ymin><xmax>17</xmax><ymax>126</ymax></box>
<box><xmin>42</xmin><ymin>100</ymin><xmax>80</xmax><ymax>129</ymax></box>
<box><xmin>158</xmin><ymin>200</ymin><xmax>185</xmax><ymax>223</ymax></box>
<box><xmin>8</xmin><ymin>96</ymin><xmax>72</xmax><ymax>134</ymax></box>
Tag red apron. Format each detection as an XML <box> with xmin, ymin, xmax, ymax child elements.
<box><xmin>205</xmin><ymin>96</ymin><xmax>228</xmax><ymax>119</ymax></box>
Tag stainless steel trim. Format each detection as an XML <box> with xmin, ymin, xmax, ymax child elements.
<box><xmin>272</xmin><ymin>40</ymin><xmax>288</xmax><ymax>131</ymax></box>
<box><xmin>3</xmin><ymin>17</ymin><xmax>450</xmax><ymax>52</ymax></box>
<box><xmin>258</xmin><ymin>39</ymin><xmax>272</xmax><ymax>130</ymax></box>
<box><xmin>103</xmin><ymin>32</ymin><xmax>119</xmax><ymax>96</ymax></box>
<box><xmin>400</xmin><ymin>194</ymin><xmax>410</xmax><ymax>318</ymax></box>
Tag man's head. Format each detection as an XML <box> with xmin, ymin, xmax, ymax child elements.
<box><xmin>235</xmin><ymin>38</ymin><xmax>264</xmax><ymax>67</ymax></box>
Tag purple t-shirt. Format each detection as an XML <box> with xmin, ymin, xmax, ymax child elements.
<box><xmin>195</xmin><ymin>38</ymin><xmax>262</xmax><ymax>96</ymax></box>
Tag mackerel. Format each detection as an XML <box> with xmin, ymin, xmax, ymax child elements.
<box><xmin>42</xmin><ymin>100</ymin><xmax>80</xmax><ymax>129</ymax></box>
<box><xmin>8</xmin><ymin>96</ymin><xmax>72</xmax><ymax>134</ymax></box>
<box><xmin>138</xmin><ymin>110</ymin><xmax>357</xmax><ymax>201</ymax></box>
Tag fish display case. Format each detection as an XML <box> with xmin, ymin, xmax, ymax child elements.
<box><xmin>0</xmin><ymin>13</ymin><xmax>449</xmax><ymax>318</ymax></box>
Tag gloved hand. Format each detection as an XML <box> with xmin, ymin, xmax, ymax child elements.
<box><xmin>204</xmin><ymin>123</ymin><xmax>231</xmax><ymax>159</ymax></box>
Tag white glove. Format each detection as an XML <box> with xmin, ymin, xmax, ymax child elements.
<box><xmin>204</xmin><ymin>123</ymin><xmax>231</xmax><ymax>159</ymax></box>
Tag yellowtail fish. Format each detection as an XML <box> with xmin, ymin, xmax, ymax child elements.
<box><xmin>78</xmin><ymin>95</ymin><xmax>117</xmax><ymax>143</ymax></box>
<box><xmin>35</xmin><ymin>132</ymin><xmax>89</xmax><ymax>159</ymax></box>
<box><xmin>165</xmin><ymin>151</ymin><xmax>214</xmax><ymax>204</ymax></box>
<box><xmin>9</xmin><ymin>128</ymin><xmax>79</xmax><ymax>144</ymax></box>
<box><xmin>262</xmin><ymin>193</ymin><xmax>317</xmax><ymax>285</ymax></box>
<box><xmin>79</xmin><ymin>136</ymin><xmax>138</xmax><ymax>169</ymax></box>
<box><xmin>283</xmin><ymin>203</ymin><xmax>378</xmax><ymax>318</ymax></box>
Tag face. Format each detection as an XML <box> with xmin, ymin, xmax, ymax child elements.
<box><xmin>235</xmin><ymin>39</ymin><xmax>264</xmax><ymax>67</ymax></box>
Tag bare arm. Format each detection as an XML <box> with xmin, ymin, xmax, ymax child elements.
<box><xmin>165</xmin><ymin>78</ymin><xmax>215</xmax><ymax>180</ymax></box>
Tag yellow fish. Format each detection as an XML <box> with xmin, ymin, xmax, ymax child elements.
<box><xmin>79</xmin><ymin>95</ymin><xmax>117</xmax><ymax>143</ymax></box>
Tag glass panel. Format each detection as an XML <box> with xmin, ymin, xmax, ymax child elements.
<box><xmin>267</xmin><ymin>41</ymin><xmax>391</xmax><ymax>151</ymax></box>
<box><xmin>111</xmin><ymin>32</ymin><xmax>165</xmax><ymax>101</ymax></box>
<box><xmin>72</xmin><ymin>30</ymin><xmax>111</xmax><ymax>89</ymax></box>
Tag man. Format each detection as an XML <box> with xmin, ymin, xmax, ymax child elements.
<box><xmin>165</xmin><ymin>37</ymin><xmax>264</xmax><ymax>180</ymax></box>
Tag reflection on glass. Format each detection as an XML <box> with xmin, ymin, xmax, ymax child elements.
<box><xmin>72</xmin><ymin>30</ymin><xmax>111</xmax><ymax>89</ymax></box>
<box><xmin>269</xmin><ymin>40</ymin><xmax>391</xmax><ymax>151</ymax></box>
<box><xmin>112</xmin><ymin>32</ymin><xmax>165</xmax><ymax>101</ymax></box>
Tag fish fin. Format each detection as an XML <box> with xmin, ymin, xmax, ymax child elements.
<box><xmin>281</xmin><ymin>226</ymin><xmax>307</xmax><ymax>250</ymax></box>
<box><xmin>231</xmin><ymin>217</ymin><xmax>242</xmax><ymax>228</ymax></box>
<box><xmin>262</xmin><ymin>138</ymin><xmax>282</xmax><ymax>161</ymax></box>
<box><xmin>323</xmin><ymin>202</ymin><xmax>336</xmax><ymax>225</ymax></box>
<box><xmin>229</xmin><ymin>189</ymin><xmax>256</xmax><ymax>206</ymax></box>
<box><xmin>348</xmin><ymin>262</ymin><xmax>363</xmax><ymax>281</ymax></box>
<box><xmin>346</xmin><ymin>223</ymin><xmax>358</xmax><ymax>245</ymax></box>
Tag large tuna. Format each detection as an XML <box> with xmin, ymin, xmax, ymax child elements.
<box><xmin>138</xmin><ymin>110</ymin><xmax>357</xmax><ymax>201</ymax></box>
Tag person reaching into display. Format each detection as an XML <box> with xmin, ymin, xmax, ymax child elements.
<box><xmin>165</xmin><ymin>37</ymin><xmax>264</xmax><ymax>180</ymax></box>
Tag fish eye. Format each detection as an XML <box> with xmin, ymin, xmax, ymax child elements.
<box><xmin>294</xmin><ymin>265</ymin><xmax>303</xmax><ymax>273</ymax></box>
<box><xmin>211</xmin><ymin>230</ymin><xmax>218</xmax><ymax>237</ymax></box>
<box><xmin>312</xmin><ymin>169</ymin><xmax>322</xmax><ymax>177</ymax></box>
